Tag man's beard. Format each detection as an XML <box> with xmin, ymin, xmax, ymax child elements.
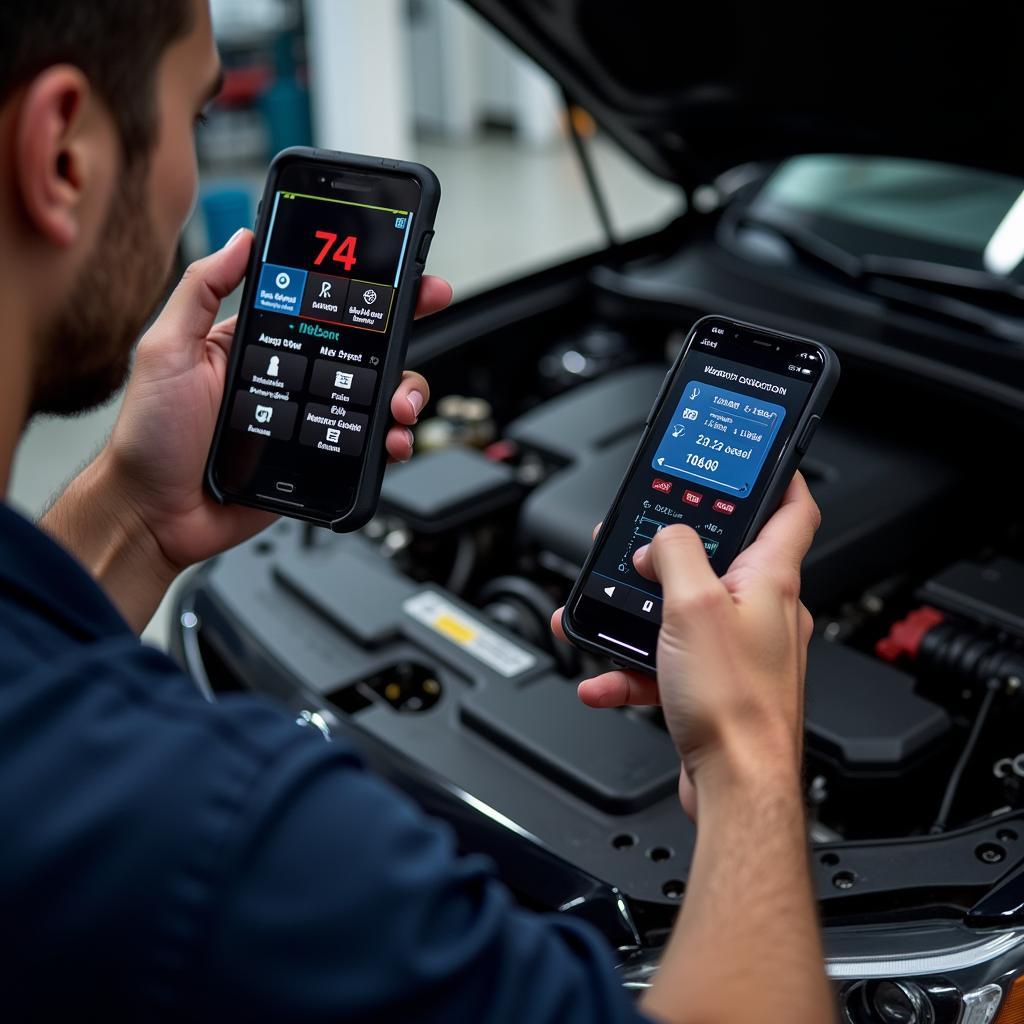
<box><xmin>31</xmin><ymin>172</ymin><xmax>170</xmax><ymax>416</ymax></box>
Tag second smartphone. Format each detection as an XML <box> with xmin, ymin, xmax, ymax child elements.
<box><xmin>562</xmin><ymin>315</ymin><xmax>839</xmax><ymax>674</ymax></box>
<box><xmin>206</xmin><ymin>147</ymin><xmax>440</xmax><ymax>531</ymax></box>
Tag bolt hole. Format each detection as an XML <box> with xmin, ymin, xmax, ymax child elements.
<box><xmin>647</xmin><ymin>846</ymin><xmax>673</xmax><ymax>862</ymax></box>
<box><xmin>254</xmin><ymin>541</ymin><xmax>275</xmax><ymax>555</ymax></box>
<box><xmin>832</xmin><ymin>870</ymin><xmax>856</xmax><ymax>890</ymax></box>
<box><xmin>611</xmin><ymin>833</ymin><xmax>637</xmax><ymax>850</ymax></box>
<box><xmin>820</xmin><ymin>852</ymin><xmax>840</xmax><ymax>867</ymax></box>
<box><xmin>662</xmin><ymin>879</ymin><xmax>684</xmax><ymax>900</ymax></box>
<box><xmin>998</xmin><ymin>829</ymin><xmax>1019</xmax><ymax>843</ymax></box>
<box><xmin>977</xmin><ymin>842</ymin><xmax>1006</xmax><ymax>865</ymax></box>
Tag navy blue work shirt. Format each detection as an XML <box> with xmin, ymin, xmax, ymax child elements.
<box><xmin>0</xmin><ymin>502</ymin><xmax>654</xmax><ymax>1021</ymax></box>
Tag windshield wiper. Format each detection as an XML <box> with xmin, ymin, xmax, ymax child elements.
<box><xmin>736</xmin><ymin>209</ymin><xmax>1024</xmax><ymax>345</ymax></box>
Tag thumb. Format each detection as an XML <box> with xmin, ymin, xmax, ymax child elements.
<box><xmin>159</xmin><ymin>228</ymin><xmax>252</xmax><ymax>342</ymax></box>
<box><xmin>642</xmin><ymin>523</ymin><xmax>721</xmax><ymax>611</ymax></box>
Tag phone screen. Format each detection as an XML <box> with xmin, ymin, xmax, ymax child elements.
<box><xmin>210</xmin><ymin>159</ymin><xmax>422</xmax><ymax>516</ymax></box>
<box><xmin>569</xmin><ymin>318</ymin><xmax>826</xmax><ymax>667</ymax></box>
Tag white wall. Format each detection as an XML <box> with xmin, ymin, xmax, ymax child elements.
<box><xmin>304</xmin><ymin>0</ymin><xmax>415</xmax><ymax>159</ymax></box>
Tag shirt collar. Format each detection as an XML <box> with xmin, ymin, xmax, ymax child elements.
<box><xmin>0</xmin><ymin>502</ymin><xmax>132</xmax><ymax>641</ymax></box>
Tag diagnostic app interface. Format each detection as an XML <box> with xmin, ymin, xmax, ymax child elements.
<box><xmin>216</xmin><ymin>170</ymin><xmax>419</xmax><ymax>511</ymax></box>
<box><xmin>573</xmin><ymin>321</ymin><xmax>823</xmax><ymax>663</ymax></box>
<box><xmin>651</xmin><ymin>382</ymin><xmax>787</xmax><ymax>497</ymax></box>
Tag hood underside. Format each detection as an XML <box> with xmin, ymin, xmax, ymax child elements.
<box><xmin>465</xmin><ymin>1</ymin><xmax>1023</xmax><ymax>187</ymax></box>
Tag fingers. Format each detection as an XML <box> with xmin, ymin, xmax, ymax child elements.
<box><xmin>205</xmin><ymin>314</ymin><xmax>239</xmax><ymax>357</ymax></box>
<box><xmin>578</xmin><ymin>671</ymin><xmax>660</xmax><ymax>708</ymax></box>
<box><xmin>798</xmin><ymin>602</ymin><xmax>814</xmax><ymax>647</ymax></box>
<box><xmin>390</xmin><ymin>370</ymin><xmax>429</xmax><ymax>426</ymax></box>
<box><xmin>634</xmin><ymin>524</ymin><xmax>721</xmax><ymax>611</ymax></box>
<box><xmin>385</xmin><ymin>424</ymin><xmax>415</xmax><ymax>463</ymax></box>
<box><xmin>729</xmin><ymin>472</ymin><xmax>820</xmax><ymax>584</ymax></box>
<box><xmin>414</xmin><ymin>276</ymin><xmax>453</xmax><ymax>319</ymax></box>
<box><xmin>551</xmin><ymin>608</ymin><xmax>661</xmax><ymax>708</ymax></box>
<box><xmin>160</xmin><ymin>229</ymin><xmax>252</xmax><ymax>343</ymax></box>
<box><xmin>386</xmin><ymin>371</ymin><xmax>429</xmax><ymax>459</ymax></box>
<box><xmin>551</xmin><ymin>607</ymin><xmax>567</xmax><ymax>643</ymax></box>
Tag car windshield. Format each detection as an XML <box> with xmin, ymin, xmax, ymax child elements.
<box><xmin>747</xmin><ymin>154</ymin><xmax>1024</xmax><ymax>285</ymax></box>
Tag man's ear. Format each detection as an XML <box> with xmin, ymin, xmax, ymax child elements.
<box><xmin>13</xmin><ymin>64</ymin><xmax>118</xmax><ymax>249</ymax></box>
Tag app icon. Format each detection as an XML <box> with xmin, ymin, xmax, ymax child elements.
<box><xmin>394</xmin><ymin>216</ymin><xmax>407</xmax><ymax>229</ymax></box>
<box><xmin>319</xmin><ymin>281</ymin><xmax>333</xmax><ymax>299</ymax></box>
<box><xmin>712</xmin><ymin>498</ymin><xmax>736</xmax><ymax>515</ymax></box>
<box><xmin>256</xmin><ymin>264</ymin><xmax>307</xmax><ymax>315</ymax></box>
<box><xmin>651</xmin><ymin>478</ymin><xmax>672</xmax><ymax>494</ymax></box>
<box><xmin>642</xmin><ymin>599</ymin><xmax>654</xmax><ymax>613</ymax></box>
<box><xmin>341</xmin><ymin>281</ymin><xmax>394</xmax><ymax>332</ymax></box>
<box><xmin>671</xmin><ymin>423</ymin><xmax>686</xmax><ymax>438</ymax></box>
<box><xmin>681</xmin><ymin>407</ymin><xmax>698</xmax><ymax>421</ymax></box>
<box><xmin>683</xmin><ymin>489</ymin><xmax>703</xmax><ymax>507</ymax></box>
<box><xmin>334</xmin><ymin>370</ymin><xmax>354</xmax><ymax>390</ymax></box>
<box><xmin>254</xmin><ymin>405</ymin><xmax>274</xmax><ymax>424</ymax></box>
<box><xmin>242</xmin><ymin>345</ymin><xmax>307</xmax><ymax>391</ymax></box>
<box><xmin>603</xmin><ymin>586</ymin><xmax>616</xmax><ymax>598</ymax></box>
<box><xmin>299</xmin><ymin>402</ymin><xmax>368</xmax><ymax>455</ymax></box>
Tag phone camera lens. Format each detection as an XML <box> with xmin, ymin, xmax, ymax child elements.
<box><xmin>318</xmin><ymin>175</ymin><xmax>326</xmax><ymax>183</ymax></box>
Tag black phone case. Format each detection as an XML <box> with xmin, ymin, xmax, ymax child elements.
<box><xmin>204</xmin><ymin>146</ymin><xmax>441</xmax><ymax>532</ymax></box>
<box><xmin>561</xmin><ymin>314</ymin><xmax>841</xmax><ymax>675</ymax></box>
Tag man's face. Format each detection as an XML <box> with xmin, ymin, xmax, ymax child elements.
<box><xmin>32</xmin><ymin>0</ymin><xmax>222</xmax><ymax>415</ymax></box>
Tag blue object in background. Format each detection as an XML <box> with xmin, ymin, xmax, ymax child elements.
<box><xmin>201</xmin><ymin>186</ymin><xmax>253</xmax><ymax>252</ymax></box>
<box><xmin>261</xmin><ymin>33</ymin><xmax>313</xmax><ymax>154</ymax></box>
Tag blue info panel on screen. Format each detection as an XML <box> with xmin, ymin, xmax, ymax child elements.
<box><xmin>651</xmin><ymin>381</ymin><xmax>787</xmax><ymax>497</ymax></box>
<box><xmin>255</xmin><ymin>263</ymin><xmax>308</xmax><ymax>315</ymax></box>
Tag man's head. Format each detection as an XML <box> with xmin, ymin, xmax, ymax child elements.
<box><xmin>0</xmin><ymin>0</ymin><xmax>221</xmax><ymax>415</ymax></box>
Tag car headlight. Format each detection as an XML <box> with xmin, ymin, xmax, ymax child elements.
<box><xmin>840</xmin><ymin>976</ymin><xmax>1010</xmax><ymax>1024</ymax></box>
<box><xmin>876</xmin><ymin>981</ymin><xmax>933</xmax><ymax>1024</ymax></box>
<box><xmin>828</xmin><ymin>927</ymin><xmax>1024</xmax><ymax>1024</ymax></box>
<box><xmin>617</xmin><ymin>927</ymin><xmax>1024</xmax><ymax>1023</ymax></box>
<box><xmin>841</xmin><ymin>979</ymin><xmax>948</xmax><ymax>1023</ymax></box>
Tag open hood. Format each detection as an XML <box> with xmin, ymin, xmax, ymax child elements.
<box><xmin>464</xmin><ymin>1</ymin><xmax>1022</xmax><ymax>189</ymax></box>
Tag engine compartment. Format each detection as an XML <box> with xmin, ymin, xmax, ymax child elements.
<box><xmin>178</xmin><ymin>228</ymin><xmax>1024</xmax><ymax>948</ymax></box>
<box><xmin>375</xmin><ymin>336</ymin><xmax>1024</xmax><ymax>845</ymax></box>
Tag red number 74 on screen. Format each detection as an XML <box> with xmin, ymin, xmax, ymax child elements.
<box><xmin>313</xmin><ymin>230</ymin><xmax>358</xmax><ymax>272</ymax></box>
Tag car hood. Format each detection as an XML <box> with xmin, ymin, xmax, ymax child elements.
<box><xmin>463</xmin><ymin>0</ymin><xmax>1022</xmax><ymax>189</ymax></box>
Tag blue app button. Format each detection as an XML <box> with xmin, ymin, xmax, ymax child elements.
<box><xmin>651</xmin><ymin>381</ymin><xmax>787</xmax><ymax>497</ymax></box>
<box><xmin>254</xmin><ymin>263</ymin><xmax>307</xmax><ymax>315</ymax></box>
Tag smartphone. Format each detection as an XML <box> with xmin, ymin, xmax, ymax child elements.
<box><xmin>206</xmin><ymin>147</ymin><xmax>440</xmax><ymax>531</ymax></box>
<box><xmin>562</xmin><ymin>315</ymin><xmax>839</xmax><ymax>674</ymax></box>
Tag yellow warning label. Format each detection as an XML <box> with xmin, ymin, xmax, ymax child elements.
<box><xmin>403</xmin><ymin>590</ymin><xmax>536</xmax><ymax>678</ymax></box>
<box><xmin>434</xmin><ymin>614</ymin><xmax>476</xmax><ymax>645</ymax></box>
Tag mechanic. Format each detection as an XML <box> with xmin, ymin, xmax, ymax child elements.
<box><xmin>0</xmin><ymin>3</ymin><xmax>832</xmax><ymax>1021</ymax></box>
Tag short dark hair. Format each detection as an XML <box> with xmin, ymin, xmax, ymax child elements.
<box><xmin>0</xmin><ymin>0</ymin><xmax>195</xmax><ymax>163</ymax></box>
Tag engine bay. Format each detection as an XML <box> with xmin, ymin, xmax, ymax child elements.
<box><xmin>178</xmin><ymin>232</ymin><xmax>1024</xmax><ymax>953</ymax></box>
<box><xmin>373</xmin><ymin>334</ymin><xmax>1024</xmax><ymax>851</ymax></box>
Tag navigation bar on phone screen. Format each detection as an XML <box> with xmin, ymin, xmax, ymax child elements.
<box><xmin>583</xmin><ymin>574</ymin><xmax>663</xmax><ymax>622</ymax></box>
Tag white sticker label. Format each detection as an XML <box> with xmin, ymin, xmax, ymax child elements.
<box><xmin>403</xmin><ymin>591</ymin><xmax>536</xmax><ymax>678</ymax></box>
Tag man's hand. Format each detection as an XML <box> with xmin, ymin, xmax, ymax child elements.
<box><xmin>44</xmin><ymin>230</ymin><xmax>452</xmax><ymax>630</ymax></box>
<box><xmin>553</xmin><ymin>474</ymin><xmax>817</xmax><ymax>813</ymax></box>
<box><xmin>552</xmin><ymin>475</ymin><xmax>834</xmax><ymax>1024</ymax></box>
